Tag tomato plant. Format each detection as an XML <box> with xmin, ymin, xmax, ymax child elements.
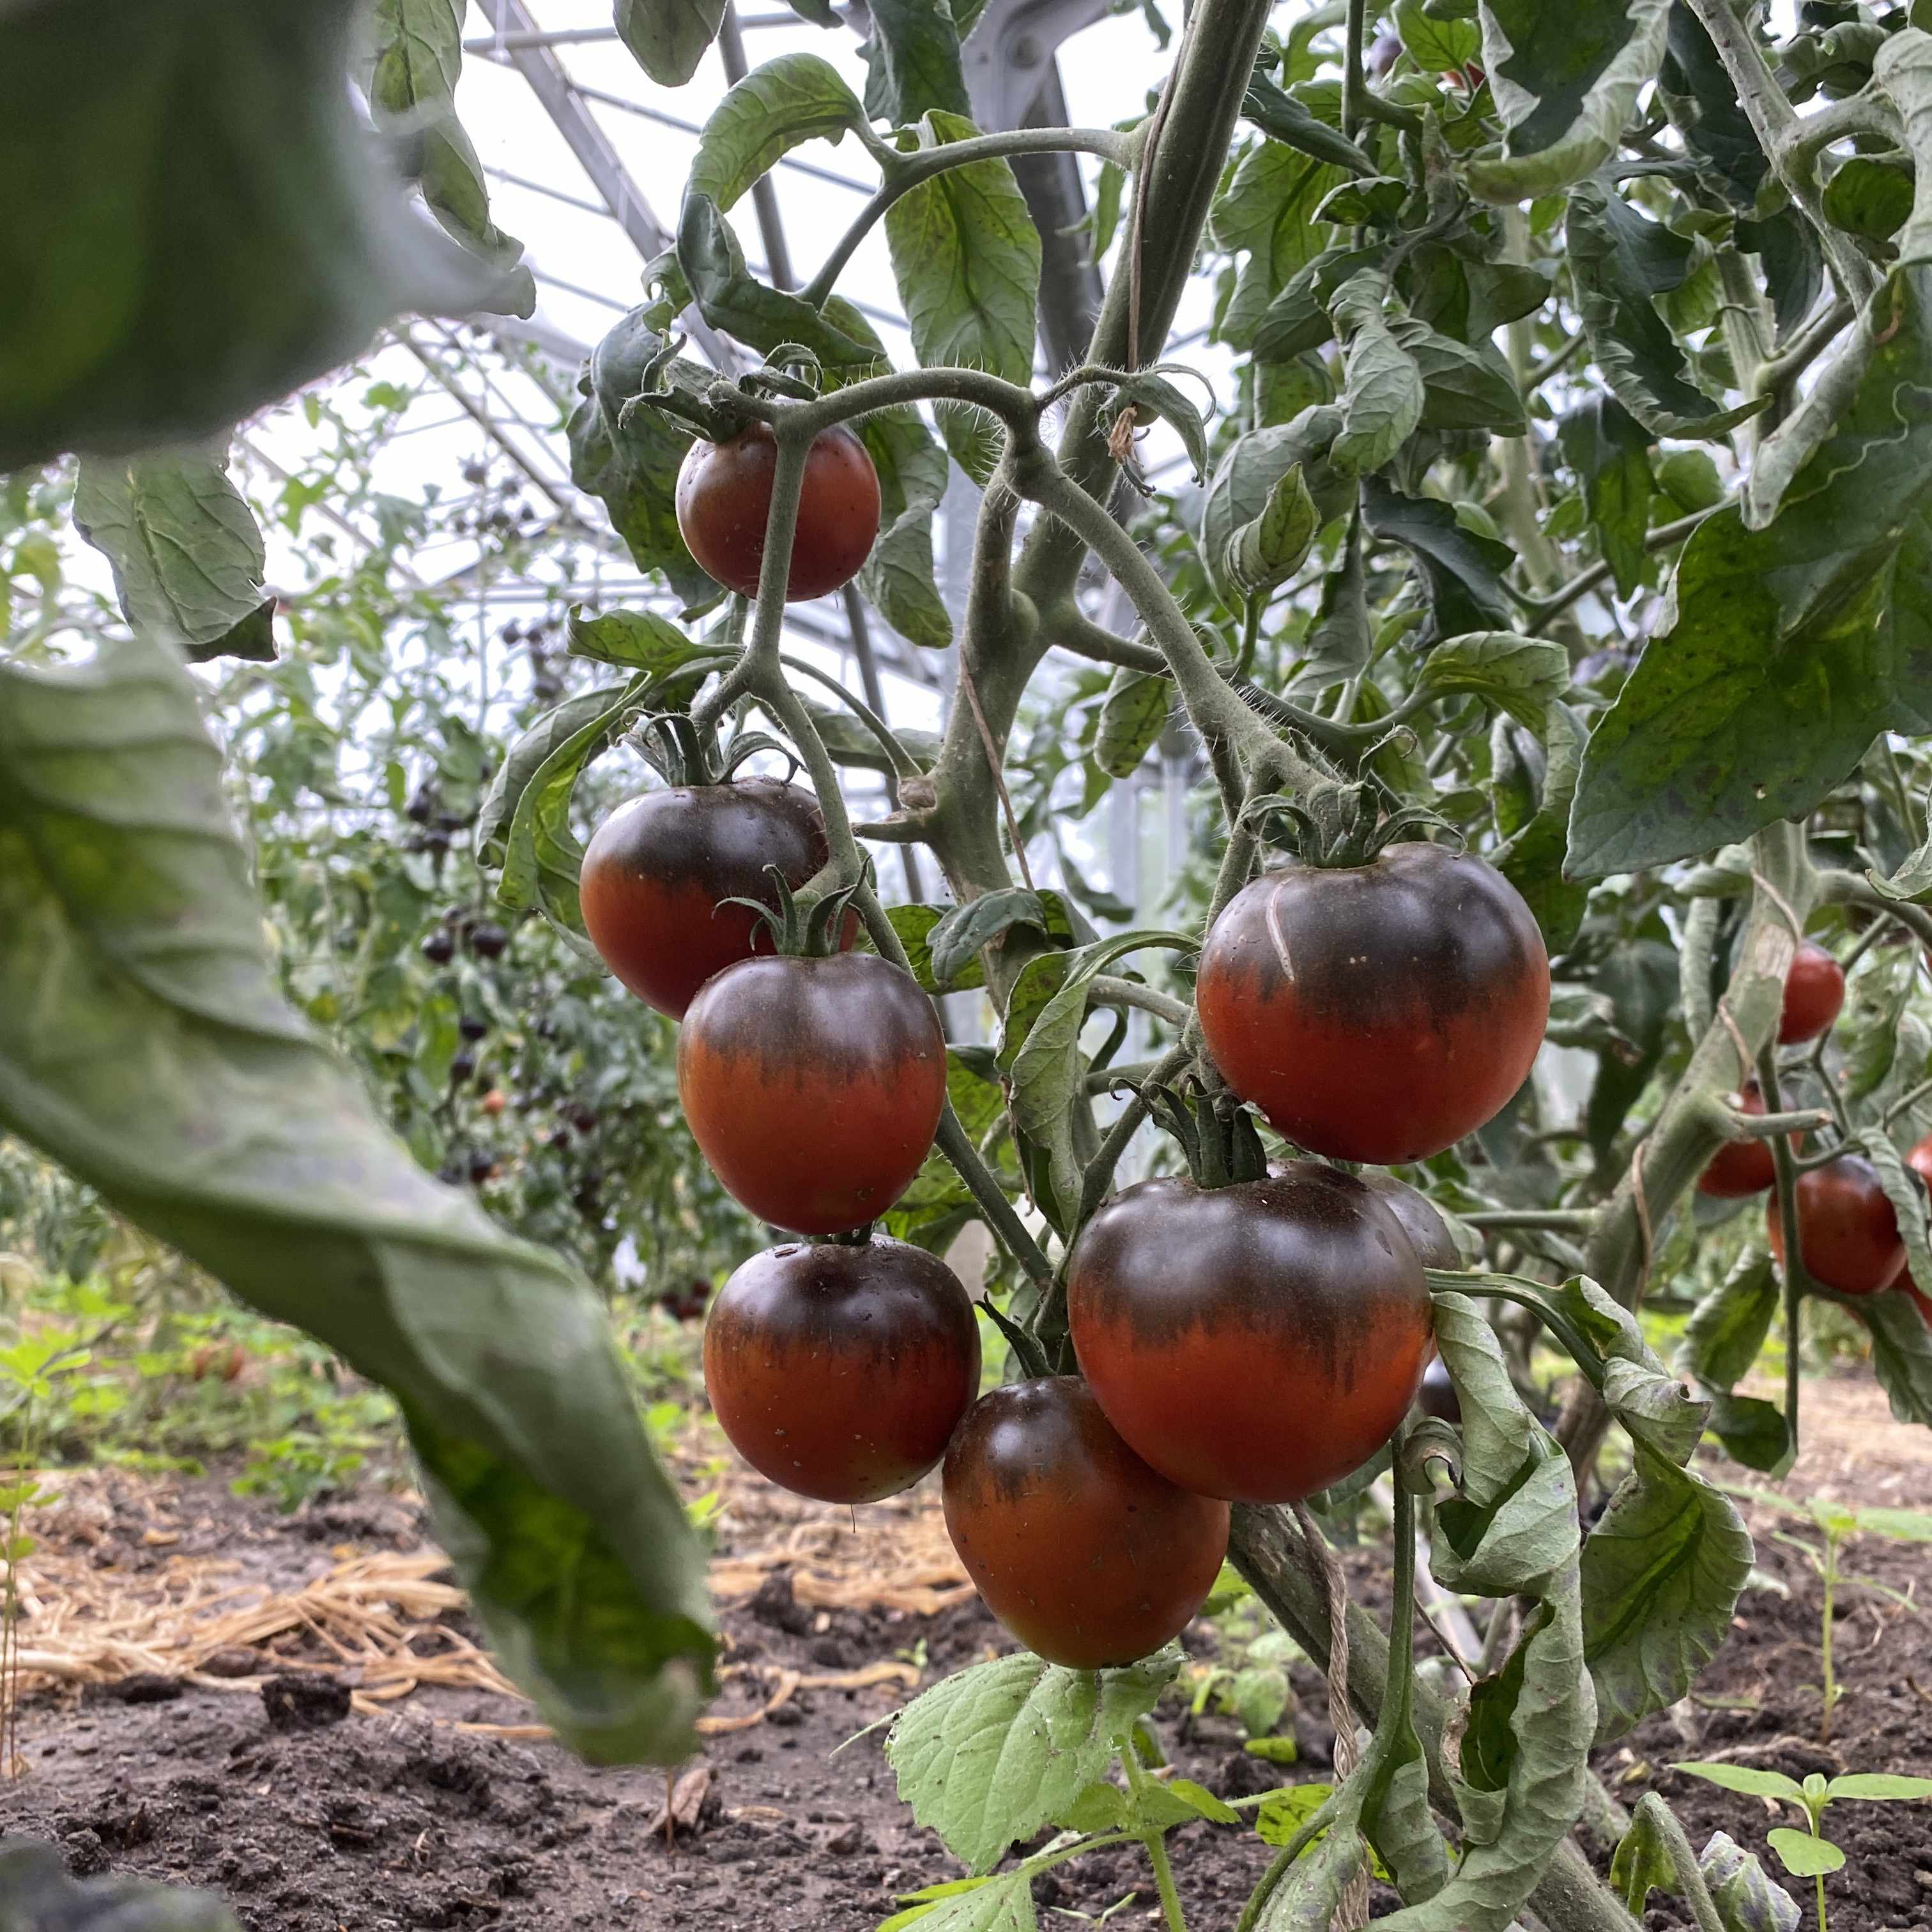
<box><xmin>703</xmin><ymin>1234</ymin><xmax>978</xmax><ymax>1503</ymax></box>
<box><xmin>940</xmin><ymin>1376</ymin><xmax>1230</xmax><ymax>1670</ymax></box>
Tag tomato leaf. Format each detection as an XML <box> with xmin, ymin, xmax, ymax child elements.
<box><xmin>1361</xmin><ymin>477</ymin><xmax>1516</xmax><ymax>641</ymax></box>
<box><xmin>884</xmin><ymin>1648</ymin><xmax>1179</xmax><ymax>1876</ymax></box>
<box><xmin>1093</xmin><ymin>667</ymin><xmax>1172</xmax><ymax>779</ymax></box>
<box><xmin>1494</xmin><ymin>703</ymin><xmax>1590</xmax><ymax>953</ymax></box>
<box><xmin>680</xmin><ymin>194</ymin><xmax>884</xmax><ymax>371</ymax></box>
<box><xmin>1423</xmin><ymin>1293</ymin><xmax>1590</xmax><ymax>1922</ymax></box>
<box><xmin>615</xmin><ymin>0</ymin><xmax>724</xmax><ymax>88</ymax></box>
<box><xmin>1209</xmin><ymin>141</ymin><xmax>1345</xmax><ymax>350</ymax></box>
<box><xmin>859</xmin><ymin>495</ymin><xmax>954</xmax><ymax>651</ymax></box>
<box><xmin>1395</xmin><ymin>318</ymin><xmax>1529</xmax><ymax>435</ymax></box>
<box><xmin>887</xmin><ymin>904</ymin><xmax>990</xmax><ymax>995</ymax></box>
<box><xmin>72</xmin><ymin>447</ymin><xmax>276</xmax><ymax>664</ymax></box>
<box><xmin>1680</xmin><ymin>1253</ymin><xmax>1782</xmax><ymax>1396</ymax></box>
<box><xmin>565</xmin><ymin>310</ymin><xmax>719</xmax><ymax>617</ymax></box>
<box><xmin>1659</xmin><ymin>4</ymin><xmax>1769</xmax><ymax>211</ymax></box>
<box><xmin>1328</xmin><ymin>272</ymin><xmax>1425</xmax><ymax>477</ymax></box>
<box><xmin>1567</xmin><ymin>267</ymin><xmax>1932</xmax><ymax>876</ymax></box>
<box><xmin>884</xmin><ymin>112</ymin><xmax>1041</xmax><ymax>482</ymax></box>
<box><xmin>1396</xmin><ymin>1</ymin><xmax>1480</xmax><ymax>72</ymax></box>
<box><xmin>0</xmin><ymin>637</ymin><xmax>715</xmax><ymax>1762</ymax></box>
<box><xmin>1241</xmin><ymin>73</ymin><xmax>1379</xmax><ymax>177</ymax></box>
<box><xmin>1581</xmin><ymin>1438</ymin><xmax>1753</xmax><ymax>1741</ymax></box>
<box><xmin>859</xmin><ymin>0</ymin><xmax>971</xmax><ymax>125</ymax></box>
<box><xmin>1701</xmin><ymin>1829</ymin><xmax>1804</xmax><ymax>1932</ymax></box>
<box><xmin>1466</xmin><ymin>0</ymin><xmax>1673</xmax><ymax>202</ymax></box>
<box><xmin>928</xmin><ymin>889</ymin><xmax>1049</xmax><ymax>990</ymax></box>
<box><xmin>477</xmin><ymin>684</ymin><xmax>634</xmax><ymax>873</ymax></box>
<box><xmin>1565</xmin><ymin>179</ymin><xmax>1764</xmax><ymax>440</ymax></box>
<box><xmin>1416</xmin><ymin>632</ymin><xmax>1569</xmax><ymax>735</ymax></box>
<box><xmin>688</xmin><ymin>53</ymin><xmax>868</xmax><ymax>211</ymax></box>
<box><xmin>1</xmin><ymin>0</ymin><xmax>480</xmax><ymax>471</ymax></box>
<box><xmin>1200</xmin><ymin>408</ymin><xmax>1348</xmax><ymax>605</ymax></box>
<box><xmin>1828</xmin><ymin>1772</ymin><xmax>1932</xmax><ymax>1800</ymax></box>
<box><xmin>1222</xmin><ymin>464</ymin><xmax>1321</xmax><ymax>600</ymax></box>
<box><xmin>1556</xmin><ymin>394</ymin><xmax>1654</xmax><ymax>599</ymax></box>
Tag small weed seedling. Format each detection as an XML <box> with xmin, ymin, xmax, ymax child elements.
<box><xmin>1674</xmin><ymin>1761</ymin><xmax>1932</xmax><ymax>1931</ymax></box>
<box><xmin>0</xmin><ymin>1330</ymin><xmax>92</xmax><ymax>1777</ymax></box>
<box><xmin>1729</xmin><ymin>1489</ymin><xmax>1932</xmax><ymax>1740</ymax></box>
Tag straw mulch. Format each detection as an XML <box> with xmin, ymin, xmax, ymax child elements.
<box><xmin>3</xmin><ymin>1462</ymin><xmax>963</xmax><ymax>1745</ymax></box>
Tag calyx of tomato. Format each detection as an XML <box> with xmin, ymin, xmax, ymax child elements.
<box><xmin>633</xmin><ymin>710</ymin><xmax>795</xmax><ymax>790</ymax></box>
<box><xmin>1241</xmin><ymin>776</ymin><xmax>1460</xmax><ymax>870</ymax></box>
<box><xmin>717</xmin><ymin>860</ymin><xmax>868</xmax><ymax>960</ymax></box>
<box><xmin>1138</xmin><ymin>1078</ymin><xmax>1268</xmax><ymax>1190</ymax></box>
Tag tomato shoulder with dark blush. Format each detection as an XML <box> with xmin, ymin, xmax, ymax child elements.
<box><xmin>940</xmin><ymin>1376</ymin><xmax>1229</xmax><ymax>1670</ymax></box>
<box><xmin>677</xmin><ymin>951</ymin><xmax>946</xmax><ymax>1236</ymax></box>
<box><xmin>1195</xmin><ymin>843</ymin><xmax>1549</xmax><ymax>1164</ymax></box>
<box><xmin>579</xmin><ymin>778</ymin><xmax>834</xmax><ymax>1017</ymax></box>
<box><xmin>1066</xmin><ymin>1163</ymin><xmax>1432</xmax><ymax>1503</ymax></box>
<box><xmin>703</xmin><ymin>1237</ymin><xmax>979</xmax><ymax>1505</ymax></box>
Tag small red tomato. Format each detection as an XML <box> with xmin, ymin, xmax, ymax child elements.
<box><xmin>1196</xmin><ymin>844</ymin><xmax>1549</xmax><ymax>1164</ymax></box>
<box><xmin>1766</xmin><ymin>1153</ymin><xmax>1905</xmax><ymax>1296</ymax></box>
<box><xmin>480</xmin><ymin>1088</ymin><xmax>507</xmax><ymax>1117</ymax></box>
<box><xmin>675</xmin><ymin>424</ymin><xmax>881</xmax><ymax>602</ymax></box>
<box><xmin>1778</xmin><ymin>942</ymin><xmax>1845</xmax><ymax>1045</ymax></box>
<box><xmin>704</xmin><ymin>1238</ymin><xmax>979</xmax><ymax>1503</ymax></box>
<box><xmin>942</xmin><ymin>1377</ymin><xmax>1230</xmax><ymax>1669</ymax></box>
<box><xmin>1698</xmin><ymin>1084</ymin><xmax>1776</xmax><ymax>1199</ymax></box>
<box><xmin>581</xmin><ymin>778</ymin><xmax>841</xmax><ymax>1018</ymax></box>
<box><xmin>677</xmin><ymin>953</ymin><xmax>945</xmax><ymax>1235</ymax></box>
<box><xmin>1067</xmin><ymin>1163</ymin><xmax>1433</xmax><ymax>1503</ymax></box>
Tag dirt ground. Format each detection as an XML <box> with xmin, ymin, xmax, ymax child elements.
<box><xmin>2</xmin><ymin>1374</ymin><xmax>1929</xmax><ymax>1932</ymax></box>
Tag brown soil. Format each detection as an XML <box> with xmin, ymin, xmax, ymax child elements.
<box><xmin>2</xmin><ymin>1376</ymin><xmax>1929</xmax><ymax>1931</ymax></box>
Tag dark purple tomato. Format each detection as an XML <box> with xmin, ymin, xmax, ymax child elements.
<box><xmin>1698</xmin><ymin>1084</ymin><xmax>1776</xmax><ymax>1199</ymax></box>
<box><xmin>1416</xmin><ymin>1358</ymin><xmax>1460</xmax><ymax>1425</ymax></box>
<box><xmin>1066</xmin><ymin>1163</ymin><xmax>1433</xmax><ymax>1503</ymax></box>
<box><xmin>579</xmin><ymin>778</ymin><xmax>839</xmax><ymax>1018</ymax></box>
<box><xmin>1196</xmin><ymin>844</ymin><xmax>1550</xmax><ymax>1164</ymax></box>
<box><xmin>675</xmin><ymin>424</ymin><xmax>881</xmax><ymax>602</ymax></box>
<box><xmin>704</xmin><ymin>1238</ymin><xmax>979</xmax><ymax>1504</ymax></box>
<box><xmin>941</xmin><ymin>1377</ymin><xmax>1230</xmax><ymax>1669</ymax></box>
<box><xmin>1766</xmin><ymin>1154</ymin><xmax>1905</xmax><ymax>1296</ymax></box>
<box><xmin>677</xmin><ymin>953</ymin><xmax>946</xmax><ymax>1236</ymax></box>
<box><xmin>1779</xmin><ymin>943</ymin><xmax>1845</xmax><ymax>1045</ymax></box>
<box><xmin>1358</xmin><ymin>1172</ymin><xmax>1460</xmax><ymax>1271</ymax></box>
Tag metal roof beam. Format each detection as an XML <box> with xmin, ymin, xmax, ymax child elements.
<box><xmin>475</xmin><ymin>0</ymin><xmax>740</xmax><ymax>371</ymax></box>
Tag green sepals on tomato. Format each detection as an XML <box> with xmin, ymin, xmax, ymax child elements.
<box><xmin>1195</xmin><ymin>836</ymin><xmax>1549</xmax><ymax>1165</ymax></box>
<box><xmin>677</xmin><ymin>875</ymin><xmax>946</xmax><ymax>1235</ymax></box>
<box><xmin>704</xmin><ymin>1235</ymin><xmax>979</xmax><ymax>1503</ymax></box>
<box><xmin>1766</xmin><ymin>1152</ymin><xmax>1905</xmax><ymax>1296</ymax></box>
<box><xmin>676</xmin><ymin>424</ymin><xmax>881</xmax><ymax>602</ymax></box>
<box><xmin>940</xmin><ymin>1376</ymin><xmax>1230</xmax><ymax>1669</ymax></box>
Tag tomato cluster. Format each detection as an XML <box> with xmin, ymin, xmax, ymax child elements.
<box><xmin>1686</xmin><ymin>939</ymin><xmax>1932</xmax><ymax>1317</ymax></box>
<box><xmin>585</xmin><ymin>785</ymin><xmax>1521</xmax><ymax>1669</ymax></box>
